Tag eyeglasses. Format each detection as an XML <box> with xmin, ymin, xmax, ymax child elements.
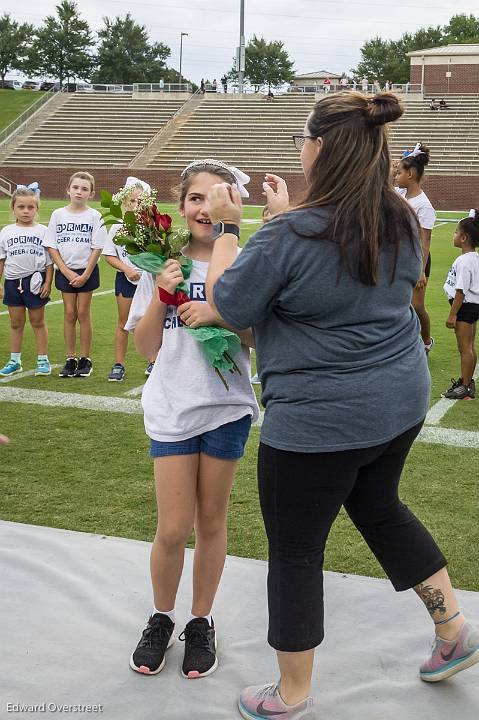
<box><xmin>292</xmin><ymin>134</ymin><xmax>317</xmax><ymax>151</ymax></box>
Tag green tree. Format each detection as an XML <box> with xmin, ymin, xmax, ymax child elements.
<box><xmin>353</xmin><ymin>25</ymin><xmax>445</xmax><ymax>84</ymax></box>
<box><xmin>0</xmin><ymin>13</ymin><xmax>34</xmax><ymax>86</ymax></box>
<box><xmin>92</xmin><ymin>14</ymin><xmax>171</xmax><ymax>84</ymax></box>
<box><xmin>25</xmin><ymin>1</ymin><xmax>94</xmax><ymax>87</ymax></box>
<box><xmin>444</xmin><ymin>14</ymin><xmax>479</xmax><ymax>43</ymax></box>
<box><xmin>240</xmin><ymin>36</ymin><xmax>294</xmax><ymax>91</ymax></box>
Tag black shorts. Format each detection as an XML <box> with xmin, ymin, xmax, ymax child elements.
<box><xmin>55</xmin><ymin>265</ymin><xmax>100</xmax><ymax>294</ymax></box>
<box><xmin>424</xmin><ymin>253</ymin><xmax>431</xmax><ymax>278</ymax></box>
<box><xmin>115</xmin><ymin>271</ymin><xmax>137</xmax><ymax>298</ymax></box>
<box><xmin>3</xmin><ymin>272</ymin><xmax>49</xmax><ymax>309</ymax></box>
<box><xmin>449</xmin><ymin>298</ymin><xmax>479</xmax><ymax>324</ymax></box>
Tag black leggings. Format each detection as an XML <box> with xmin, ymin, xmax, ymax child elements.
<box><xmin>258</xmin><ymin>421</ymin><xmax>447</xmax><ymax>652</ymax></box>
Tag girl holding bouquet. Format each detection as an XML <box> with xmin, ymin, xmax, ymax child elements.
<box><xmin>126</xmin><ymin>160</ymin><xmax>259</xmax><ymax>680</ymax></box>
<box><xmin>205</xmin><ymin>92</ymin><xmax>478</xmax><ymax>719</ymax></box>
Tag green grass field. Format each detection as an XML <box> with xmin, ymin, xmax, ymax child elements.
<box><xmin>1</xmin><ymin>199</ymin><xmax>478</xmax><ymax>591</ymax></box>
<box><xmin>0</xmin><ymin>89</ymin><xmax>46</xmax><ymax>132</ymax></box>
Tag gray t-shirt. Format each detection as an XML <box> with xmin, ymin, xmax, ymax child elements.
<box><xmin>214</xmin><ymin>206</ymin><xmax>430</xmax><ymax>453</ymax></box>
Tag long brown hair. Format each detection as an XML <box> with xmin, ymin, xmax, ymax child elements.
<box><xmin>294</xmin><ymin>91</ymin><xmax>418</xmax><ymax>285</ymax></box>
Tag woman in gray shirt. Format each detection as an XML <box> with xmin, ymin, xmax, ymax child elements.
<box><xmin>206</xmin><ymin>91</ymin><xmax>479</xmax><ymax>719</ymax></box>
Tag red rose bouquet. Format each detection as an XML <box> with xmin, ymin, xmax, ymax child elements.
<box><xmin>101</xmin><ymin>189</ymin><xmax>241</xmax><ymax>389</ymax></box>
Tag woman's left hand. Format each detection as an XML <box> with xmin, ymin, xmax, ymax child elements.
<box><xmin>178</xmin><ymin>301</ymin><xmax>220</xmax><ymax>328</ymax></box>
<box><xmin>207</xmin><ymin>183</ymin><xmax>242</xmax><ymax>225</ymax></box>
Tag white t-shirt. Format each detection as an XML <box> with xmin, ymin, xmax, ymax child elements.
<box><xmin>102</xmin><ymin>224</ymin><xmax>143</xmax><ymax>285</ymax></box>
<box><xmin>43</xmin><ymin>207</ymin><xmax>107</xmax><ymax>269</ymax></box>
<box><xmin>125</xmin><ymin>260</ymin><xmax>259</xmax><ymax>442</ymax></box>
<box><xmin>443</xmin><ymin>251</ymin><xmax>479</xmax><ymax>304</ymax></box>
<box><xmin>0</xmin><ymin>223</ymin><xmax>52</xmax><ymax>279</ymax></box>
<box><xmin>396</xmin><ymin>188</ymin><xmax>436</xmax><ymax>230</ymax></box>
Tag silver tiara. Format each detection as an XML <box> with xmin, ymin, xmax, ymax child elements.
<box><xmin>181</xmin><ymin>159</ymin><xmax>233</xmax><ymax>178</ymax></box>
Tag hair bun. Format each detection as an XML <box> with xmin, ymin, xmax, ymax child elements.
<box><xmin>366</xmin><ymin>92</ymin><xmax>403</xmax><ymax>126</ymax></box>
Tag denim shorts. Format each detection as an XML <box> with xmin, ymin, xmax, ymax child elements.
<box><xmin>150</xmin><ymin>414</ymin><xmax>252</xmax><ymax>460</ymax></box>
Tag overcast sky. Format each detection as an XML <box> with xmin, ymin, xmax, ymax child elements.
<box><xmin>5</xmin><ymin>0</ymin><xmax>479</xmax><ymax>83</ymax></box>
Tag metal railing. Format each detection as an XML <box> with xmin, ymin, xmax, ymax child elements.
<box><xmin>0</xmin><ymin>175</ymin><xmax>13</xmax><ymax>196</ymax></box>
<box><xmin>0</xmin><ymin>90</ymin><xmax>62</xmax><ymax>146</ymax></box>
<box><xmin>133</xmin><ymin>83</ymin><xmax>192</xmax><ymax>93</ymax></box>
<box><xmin>289</xmin><ymin>83</ymin><xmax>423</xmax><ymax>95</ymax></box>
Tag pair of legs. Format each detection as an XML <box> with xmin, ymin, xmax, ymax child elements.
<box><xmin>62</xmin><ymin>291</ymin><xmax>93</xmax><ymax>357</ymax></box>
<box><xmin>8</xmin><ymin>305</ymin><xmax>48</xmax><ymax>355</ymax></box>
<box><xmin>412</xmin><ymin>283</ymin><xmax>432</xmax><ymax>346</ymax></box>
<box><xmin>258</xmin><ymin>423</ymin><xmax>462</xmax><ymax>705</ymax></box>
<box><xmin>454</xmin><ymin>320</ymin><xmax>477</xmax><ymax>386</ymax></box>
<box><xmin>150</xmin><ymin>452</ymin><xmax>238</xmax><ymax>617</ymax></box>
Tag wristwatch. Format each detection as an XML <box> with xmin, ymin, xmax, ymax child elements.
<box><xmin>211</xmin><ymin>222</ymin><xmax>240</xmax><ymax>240</ymax></box>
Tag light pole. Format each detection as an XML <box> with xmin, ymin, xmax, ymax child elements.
<box><xmin>179</xmin><ymin>32</ymin><xmax>188</xmax><ymax>90</ymax></box>
<box><xmin>238</xmin><ymin>1</ymin><xmax>245</xmax><ymax>93</ymax></box>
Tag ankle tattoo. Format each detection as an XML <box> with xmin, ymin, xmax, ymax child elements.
<box><xmin>416</xmin><ymin>583</ymin><xmax>447</xmax><ymax>617</ymax></box>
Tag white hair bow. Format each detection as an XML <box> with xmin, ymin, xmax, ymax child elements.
<box><xmin>181</xmin><ymin>159</ymin><xmax>250</xmax><ymax>198</ymax></box>
<box><xmin>125</xmin><ymin>176</ymin><xmax>151</xmax><ymax>194</ymax></box>
<box><xmin>402</xmin><ymin>143</ymin><xmax>424</xmax><ymax>159</ymax></box>
<box><xmin>17</xmin><ymin>181</ymin><xmax>40</xmax><ymax>194</ymax></box>
<box><xmin>468</xmin><ymin>209</ymin><xmax>476</xmax><ymax>219</ymax></box>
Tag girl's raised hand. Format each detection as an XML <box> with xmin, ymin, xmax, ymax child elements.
<box><xmin>178</xmin><ymin>300</ymin><xmax>219</xmax><ymax>328</ymax></box>
<box><xmin>207</xmin><ymin>183</ymin><xmax>242</xmax><ymax>226</ymax></box>
<box><xmin>156</xmin><ymin>259</ymin><xmax>183</xmax><ymax>294</ymax></box>
<box><xmin>262</xmin><ymin>173</ymin><xmax>290</xmax><ymax>218</ymax></box>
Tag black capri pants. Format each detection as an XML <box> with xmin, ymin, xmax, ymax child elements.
<box><xmin>258</xmin><ymin>421</ymin><xmax>447</xmax><ymax>652</ymax></box>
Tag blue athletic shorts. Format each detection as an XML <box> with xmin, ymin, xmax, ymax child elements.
<box><xmin>115</xmin><ymin>271</ymin><xmax>137</xmax><ymax>298</ymax></box>
<box><xmin>149</xmin><ymin>414</ymin><xmax>252</xmax><ymax>460</ymax></box>
<box><xmin>3</xmin><ymin>272</ymin><xmax>49</xmax><ymax>309</ymax></box>
<box><xmin>55</xmin><ymin>265</ymin><xmax>100</xmax><ymax>293</ymax></box>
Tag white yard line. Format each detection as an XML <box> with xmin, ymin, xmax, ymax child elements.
<box><xmin>0</xmin><ymin>365</ymin><xmax>61</xmax><ymax>383</ymax></box>
<box><xmin>418</xmin><ymin>426</ymin><xmax>479</xmax><ymax>449</ymax></box>
<box><xmin>0</xmin><ymin>385</ymin><xmax>266</xmax><ymax>427</ymax></box>
<box><xmin>0</xmin><ymin>386</ymin><xmax>142</xmax><ymax>414</ymax></box>
<box><xmin>124</xmin><ymin>384</ymin><xmax>145</xmax><ymax>397</ymax></box>
<box><xmin>2</xmin><ymin>386</ymin><xmax>478</xmax><ymax>445</ymax></box>
<box><xmin>0</xmin><ymin>289</ymin><xmax>114</xmax><ymax>316</ymax></box>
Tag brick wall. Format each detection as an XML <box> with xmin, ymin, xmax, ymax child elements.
<box><xmin>1</xmin><ymin>165</ymin><xmax>478</xmax><ymax>210</ymax></box>
<box><xmin>410</xmin><ymin>63</ymin><xmax>479</xmax><ymax>94</ymax></box>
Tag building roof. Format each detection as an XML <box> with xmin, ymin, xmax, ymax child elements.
<box><xmin>293</xmin><ymin>70</ymin><xmax>342</xmax><ymax>79</ymax></box>
<box><xmin>407</xmin><ymin>44</ymin><xmax>479</xmax><ymax>57</ymax></box>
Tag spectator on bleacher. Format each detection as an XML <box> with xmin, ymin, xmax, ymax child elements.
<box><xmin>385</xmin><ymin>80</ymin><xmax>391</xmax><ymax>91</ymax></box>
<box><xmin>200</xmin><ymin>78</ymin><xmax>205</xmax><ymax>94</ymax></box>
<box><xmin>212</xmin><ymin>78</ymin><xmax>218</xmax><ymax>92</ymax></box>
<box><xmin>221</xmin><ymin>75</ymin><xmax>228</xmax><ymax>93</ymax></box>
<box><xmin>159</xmin><ymin>78</ymin><xmax>164</xmax><ymax>91</ymax></box>
<box><xmin>340</xmin><ymin>76</ymin><xmax>348</xmax><ymax>88</ymax></box>
<box><xmin>439</xmin><ymin>98</ymin><xmax>448</xmax><ymax>110</ymax></box>
<box><xmin>206</xmin><ymin>91</ymin><xmax>478</xmax><ymax>719</ymax></box>
<box><xmin>373</xmin><ymin>79</ymin><xmax>381</xmax><ymax>93</ymax></box>
<box><xmin>322</xmin><ymin>77</ymin><xmax>331</xmax><ymax>93</ymax></box>
<box><xmin>264</xmin><ymin>89</ymin><xmax>275</xmax><ymax>102</ymax></box>
<box><xmin>395</xmin><ymin>143</ymin><xmax>436</xmax><ymax>354</ymax></box>
<box><xmin>361</xmin><ymin>76</ymin><xmax>368</xmax><ymax>92</ymax></box>
<box><xmin>430</xmin><ymin>98</ymin><xmax>440</xmax><ymax>111</ymax></box>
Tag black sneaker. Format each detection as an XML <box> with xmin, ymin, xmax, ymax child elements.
<box><xmin>58</xmin><ymin>357</ymin><xmax>77</xmax><ymax>377</ymax></box>
<box><xmin>130</xmin><ymin>613</ymin><xmax>175</xmax><ymax>675</ymax></box>
<box><xmin>74</xmin><ymin>357</ymin><xmax>93</xmax><ymax>377</ymax></box>
<box><xmin>442</xmin><ymin>383</ymin><xmax>474</xmax><ymax>400</ymax></box>
<box><xmin>108</xmin><ymin>363</ymin><xmax>125</xmax><ymax>382</ymax></box>
<box><xmin>145</xmin><ymin>361</ymin><xmax>154</xmax><ymax>376</ymax></box>
<box><xmin>179</xmin><ymin>617</ymin><xmax>218</xmax><ymax>678</ymax></box>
